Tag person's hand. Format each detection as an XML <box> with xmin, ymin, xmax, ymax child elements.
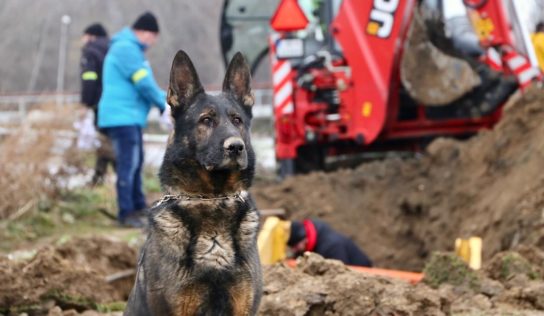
<box><xmin>159</xmin><ymin>104</ymin><xmax>173</xmax><ymax>131</ymax></box>
<box><xmin>74</xmin><ymin>108</ymin><xmax>98</xmax><ymax>150</ymax></box>
<box><xmin>76</xmin><ymin>106</ymin><xmax>90</xmax><ymax>121</ymax></box>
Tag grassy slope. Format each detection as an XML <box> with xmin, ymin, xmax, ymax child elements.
<box><xmin>0</xmin><ymin>168</ymin><xmax>161</xmax><ymax>254</ymax></box>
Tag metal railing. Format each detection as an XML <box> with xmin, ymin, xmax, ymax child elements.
<box><xmin>0</xmin><ymin>89</ymin><xmax>273</xmax><ymax>126</ymax></box>
<box><xmin>0</xmin><ymin>93</ymin><xmax>79</xmax><ymax>124</ymax></box>
<box><xmin>0</xmin><ymin>89</ymin><xmax>277</xmax><ymax>170</ymax></box>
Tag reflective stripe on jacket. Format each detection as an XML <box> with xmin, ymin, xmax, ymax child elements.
<box><xmin>80</xmin><ymin>36</ymin><xmax>108</xmax><ymax>108</ymax></box>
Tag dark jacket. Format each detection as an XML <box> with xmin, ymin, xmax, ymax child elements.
<box><xmin>310</xmin><ymin>219</ymin><xmax>372</xmax><ymax>267</ymax></box>
<box><xmin>80</xmin><ymin>36</ymin><xmax>109</xmax><ymax>108</ymax></box>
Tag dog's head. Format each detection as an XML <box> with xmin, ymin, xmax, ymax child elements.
<box><xmin>159</xmin><ymin>51</ymin><xmax>255</xmax><ymax>195</ymax></box>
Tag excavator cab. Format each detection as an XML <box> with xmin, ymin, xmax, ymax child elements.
<box><xmin>220</xmin><ymin>0</ymin><xmax>342</xmax><ymax>73</ymax></box>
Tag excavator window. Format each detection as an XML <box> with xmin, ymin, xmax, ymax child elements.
<box><xmin>220</xmin><ymin>0</ymin><xmax>344</xmax><ymax>76</ymax></box>
<box><xmin>220</xmin><ymin>0</ymin><xmax>280</xmax><ymax>76</ymax></box>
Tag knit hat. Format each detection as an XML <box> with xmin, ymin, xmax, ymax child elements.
<box><xmin>537</xmin><ymin>22</ymin><xmax>544</xmax><ymax>33</ymax></box>
<box><xmin>83</xmin><ymin>23</ymin><xmax>107</xmax><ymax>37</ymax></box>
<box><xmin>287</xmin><ymin>221</ymin><xmax>307</xmax><ymax>246</ymax></box>
<box><xmin>132</xmin><ymin>12</ymin><xmax>159</xmax><ymax>33</ymax></box>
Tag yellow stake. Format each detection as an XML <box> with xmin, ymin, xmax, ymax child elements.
<box><xmin>455</xmin><ymin>237</ymin><xmax>482</xmax><ymax>270</ymax></box>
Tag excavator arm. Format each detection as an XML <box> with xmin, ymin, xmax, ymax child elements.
<box><xmin>331</xmin><ymin>0</ymin><xmax>416</xmax><ymax>145</ymax></box>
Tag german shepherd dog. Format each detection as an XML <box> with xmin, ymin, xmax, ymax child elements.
<box><xmin>124</xmin><ymin>51</ymin><xmax>262</xmax><ymax>315</ymax></box>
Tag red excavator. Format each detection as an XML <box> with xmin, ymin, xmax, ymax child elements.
<box><xmin>221</xmin><ymin>0</ymin><xmax>541</xmax><ymax>177</ymax></box>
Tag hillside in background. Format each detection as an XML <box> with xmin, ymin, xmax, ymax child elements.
<box><xmin>0</xmin><ymin>0</ymin><xmax>231</xmax><ymax>93</ymax></box>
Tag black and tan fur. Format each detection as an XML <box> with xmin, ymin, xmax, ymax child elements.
<box><xmin>124</xmin><ymin>51</ymin><xmax>262</xmax><ymax>316</ymax></box>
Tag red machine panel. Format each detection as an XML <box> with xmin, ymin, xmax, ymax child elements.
<box><xmin>331</xmin><ymin>0</ymin><xmax>415</xmax><ymax>144</ymax></box>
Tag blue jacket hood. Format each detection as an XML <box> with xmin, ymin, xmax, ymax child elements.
<box><xmin>111</xmin><ymin>27</ymin><xmax>146</xmax><ymax>50</ymax></box>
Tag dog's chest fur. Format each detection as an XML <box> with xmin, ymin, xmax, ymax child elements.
<box><xmin>143</xmin><ymin>192</ymin><xmax>260</xmax><ymax>315</ymax></box>
<box><xmin>153</xmin><ymin>192</ymin><xmax>259</xmax><ymax>270</ymax></box>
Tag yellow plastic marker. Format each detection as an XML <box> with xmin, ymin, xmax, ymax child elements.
<box><xmin>257</xmin><ymin>216</ymin><xmax>291</xmax><ymax>265</ymax></box>
<box><xmin>455</xmin><ymin>237</ymin><xmax>482</xmax><ymax>270</ymax></box>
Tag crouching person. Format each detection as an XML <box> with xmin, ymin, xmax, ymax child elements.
<box><xmin>288</xmin><ymin>218</ymin><xmax>373</xmax><ymax>267</ymax></box>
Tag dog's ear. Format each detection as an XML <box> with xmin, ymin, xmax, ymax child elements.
<box><xmin>222</xmin><ymin>52</ymin><xmax>254</xmax><ymax>114</ymax></box>
<box><xmin>167</xmin><ymin>50</ymin><xmax>204</xmax><ymax>116</ymax></box>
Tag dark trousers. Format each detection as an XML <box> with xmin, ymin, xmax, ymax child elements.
<box><xmin>103</xmin><ymin>125</ymin><xmax>146</xmax><ymax>220</ymax></box>
<box><xmin>91</xmin><ymin>132</ymin><xmax>116</xmax><ymax>186</ymax></box>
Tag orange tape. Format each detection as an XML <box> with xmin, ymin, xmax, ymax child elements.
<box><xmin>285</xmin><ymin>259</ymin><xmax>423</xmax><ymax>284</ymax></box>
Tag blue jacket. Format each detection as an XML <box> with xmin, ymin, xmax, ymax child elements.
<box><xmin>98</xmin><ymin>27</ymin><xmax>166</xmax><ymax>128</ymax></box>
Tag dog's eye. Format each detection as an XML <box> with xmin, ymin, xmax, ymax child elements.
<box><xmin>232</xmin><ymin>117</ymin><xmax>242</xmax><ymax>126</ymax></box>
<box><xmin>200</xmin><ymin>117</ymin><xmax>213</xmax><ymax>126</ymax></box>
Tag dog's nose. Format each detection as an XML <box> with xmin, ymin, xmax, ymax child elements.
<box><xmin>224</xmin><ymin>137</ymin><xmax>245</xmax><ymax>155</ymax></box>
<box><xmin>228</xmin><ymin>142</ymin><xmax>244</xmax><ymax>153</ymax></box>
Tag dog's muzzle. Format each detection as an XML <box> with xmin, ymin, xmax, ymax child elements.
<box><xmin>224</xmin><ymin>137</ymin><xmax>245</xmax><ymax>156</ymax></box>
<box><xmin>221</xmin><ymin>137</ymin><xmax>248</xmax><ymax>169</ymax></box>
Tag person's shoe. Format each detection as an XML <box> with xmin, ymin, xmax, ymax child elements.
<box><xmin>90</xmin><ymin>175</ymin><xmax>105</xmax><ymax>187</ymax></box>
<box><xmin>119</xmin><ymin>213</ymin><xmax>147</xmax><ymax>229</ymax></box>
<box><xmin>133</xmin><ymin>209</ymin><xmax>149</xmax><ymax>224</ymax></box>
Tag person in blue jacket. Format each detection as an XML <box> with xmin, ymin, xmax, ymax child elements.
<box><xmin>98</xmin><ymin>12</ymin><xmax>166</xmax><ymax>228</ymax></box>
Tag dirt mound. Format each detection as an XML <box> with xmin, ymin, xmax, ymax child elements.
<box><xmin>0</xmin><ymin>236</ymin><xmax>137</xmax><ymax>315</ymax></box>
<box><xmin>3</xmin><ymin>239</ymin><xmax>542</xmax><ymax>316</ymax></box>
<box><xmin>253</xmin><ymin>86</ymin><xmax>544</xmax><ymax>271</ymax></box>
<box><xmin>260</xmin><ymin>252</ymin><xmax>544</xmax><ymax>315</ymax></box>
<box><xmin>55</xmin><ymin>237</ymin><xmax>136</xmax><ymax>276</ymax></box>
<box><xmin>484</xmin><ymin>245</ymin><xmax>544</xmax><ymax>282</ymax></box>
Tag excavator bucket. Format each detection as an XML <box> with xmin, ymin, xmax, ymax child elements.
<box><xmin>400</xmin><ymin>7</ymin><xmax>481</xmax><ymax>106</ymax></box>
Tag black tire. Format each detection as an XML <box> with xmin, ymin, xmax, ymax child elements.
<box><xmin>294</xmin><ymin>144</ymin><xmax>325</xmax><ymax>174</ymax></box>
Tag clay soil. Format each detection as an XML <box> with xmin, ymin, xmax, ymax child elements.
<box><xmin>1</xmin><ymin>239</ymin><xmax>543</xmax><ymax>316</ymax></box>
<box><xmin>260</xmin><ymin>250</ymin><xmax>544</xmax><ymax>316</ymax></box>
<box><xmin>253</xmin><ymin>86</ymin><xmax>544</xmax><ymax>272</ymax></box>
<box><xmin>261</xmin><ymin>249</ymin><xmax>544</xmax><ymax>315</ymax></box>
<box><xmin>0</xmin><ymin>237</ymin><xmax>137</xmax><ymax>315</ymax></box>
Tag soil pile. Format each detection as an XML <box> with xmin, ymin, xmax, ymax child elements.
<box><xmin>260</xmin><ymin>250</ymin><xmax>544</xmax><ymax>316</ymax></box>
<box><xmin>253</xmin><ymin>86</ymin><xmax>544</xmax><ymax>271</ymax></box>
<box><xmin>2</xmin><ymin>237</ymin><xmax>543</xmax><ymax>316</ymax></box>
<box><xmin>0</xmin><ymin>237</ymin><xmax>137</xmax><ymax>315</ymax></box>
